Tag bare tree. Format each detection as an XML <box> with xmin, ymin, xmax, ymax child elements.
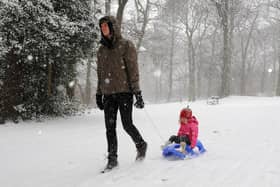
<box><xmin>260</xmin><ymin>39</ymin><xmax>268</xmax><ymax>94</ymax></box>
<box><xmin>276</xmin><ymin>31</ymin><xmax>280</xmax><ymax>96</ymax></box>
<box><xmin>239</xmin><ymin>9</ymin><xmax>259</xmax><ymax>95</ymax></box>
<box><xmin>117</xmin><ymin>0</ymin><xmax>129</xmax><ymax>25</ymax></box>
<box><xmin>269</xmin><ymin>0</ymin><xmax>280</xmax><ymax>96</ymax></box>
<box><xmin>206</xmin><ymin>22</ymin><xmax>219</xmax><ymax>97</ymax></box>
<box><xmin>177</xmin><ymin>0</ymin><xmax>209</xmax><ymax>101</ymax></box>
<box><xmin>144</xmin><ymin>20</ymin><xmax>170</xmax><ymax>103</ymax></box>
<box><xmin>167</xmin><ymin>1</ymin><xmax>176</xmax><ymax>101</ymax></box>
<box><xmin>105</xmin><ymin>0</ymin><xmax>111</xmax><ymax>15</ymax></box>
<box><xmin>211</xmin><ymin>0</ymin><xmax>231</xmax><ymax>97</ymax></box>
<box><xmin>124</xmin><ymin>0</ymin><xmax>280</xmax><ymax>101</ymax></box>
<box><xmin>134</xmin><ymin>0</ymin><xmax>151</xmax><ymax>52</ymax></box>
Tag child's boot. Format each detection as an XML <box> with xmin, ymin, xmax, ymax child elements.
<box><xmin>180</xmin><ymin>142</ymin><xmax>187</xmax><ymax>154</ymax></box>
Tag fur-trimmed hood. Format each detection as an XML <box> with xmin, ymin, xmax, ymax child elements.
<box><xmin>99</xmin><ymin>16</ymin><xmax>122</xmax><ymax>48</ymax></box>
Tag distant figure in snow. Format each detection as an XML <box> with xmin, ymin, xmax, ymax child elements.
<box><xmin>161</xmin><ymin>107</ymin><xmax>199</xmax><ymax>154</ymax></box>
<box><xmin>95</xmin><ymin>16</ymin><xmax>147</xmax><ymax>170</ymax></box>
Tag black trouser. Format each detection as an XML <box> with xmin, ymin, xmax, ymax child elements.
<box><xmin>103</xmin><ymin>93</ymin><xmax>145</xmax><ymax>159</ymax></box>
<box><xmin>169</xmin><ymin>135</ymin><xmax>191</xmax><ymax>145</ymax></box>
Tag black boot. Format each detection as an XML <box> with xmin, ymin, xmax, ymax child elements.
<box><xmin>136</xmin><ymin>141</ymin><xmax>147</xmax><ymax>161</ymax></box>
<box><xmin>105</xmin><ymin>155</ymin><xmax>118</xmax><ymax>170</ymax></box>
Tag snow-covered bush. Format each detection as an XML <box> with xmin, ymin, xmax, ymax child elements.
<box><xmin>0</xmin><ymin>0</ymin><xmax>98</xmax><ymax>122</ymax></box>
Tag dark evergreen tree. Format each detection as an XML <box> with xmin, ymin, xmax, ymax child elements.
<box><xmin>0</xmin><ymin>0</ymin><xmax>98</xmax><ymax>123</ymax></box>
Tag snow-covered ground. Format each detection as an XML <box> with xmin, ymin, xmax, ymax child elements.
<box><xmin>1</xmin><ymin>96</ymin><xmax>280</xmax><ymax>187</ymax></box>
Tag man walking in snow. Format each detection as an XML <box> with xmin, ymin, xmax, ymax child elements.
<box><xmin>95</xmin><ymin>16</ymin><xmax>147</xmax><ymax>170</ymax></box>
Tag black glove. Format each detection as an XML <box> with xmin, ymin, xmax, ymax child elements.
<box><xmin>96</xmin><ymin>94</ymin><xmax>104</xmax><ymax>110</ymax></box>
<box><xmin>134</xmin><ymin>91</ymin><xmax>144</xmax><ymax>109</ymax></box>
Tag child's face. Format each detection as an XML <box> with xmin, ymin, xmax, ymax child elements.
<box><xmin>180</xmin><ymin>117</ymin><xmax>188</xmax><ymax>124</ymax></box>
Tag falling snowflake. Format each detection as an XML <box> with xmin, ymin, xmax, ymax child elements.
<box><xmin>68</xmin><ymin>81</ymin><xmax>75</xmax><ymax>88</ymax></box>
<box><xmin>27</xmin><ymin>55</ymin><xmax>33</xmax><ymax>61</ymax></box>
<box><xmin>105</xmin><ymin>78</ymin><xmax>110</xmax><ymax>84</ymax></box>
<box><xmin>57</xmin><ymin>85</ymin><xmax>65</xmax><ymax>91</ymax></box>
<box><xmin>37</xmin><ymin>130</ymin><xmax>43</xmax><ymax>135</ymax></box>
<box><xmin>153</xmin><ymin>69</ymin><xmax>161</xmax><ymax>77</ymax></box>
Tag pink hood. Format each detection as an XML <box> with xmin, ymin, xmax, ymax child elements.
<box><xmin>177</xmin><ymin>116</ymin><xmax>199</xmax><ymax>148</ymax></box>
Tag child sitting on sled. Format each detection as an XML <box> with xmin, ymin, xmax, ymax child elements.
<box><xmin>161</xmin><ymin>106</ymin><xmax>199</xmax><ymax>154</ymax></box>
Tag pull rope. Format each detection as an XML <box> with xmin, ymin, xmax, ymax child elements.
<box><xmin>143</xmin><ymin>108</ymin><xmax>165</xmax><ymax>142</ymax></box>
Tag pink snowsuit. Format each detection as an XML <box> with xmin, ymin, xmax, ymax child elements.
<box><xmin>177</xmin><ymin>116</ymin><xmax>199</xmax><ymax>148</ymax></box>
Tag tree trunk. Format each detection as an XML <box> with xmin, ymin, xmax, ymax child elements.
<box><xmin>228</xmin><ymin>0</ymin><xmax>235</xmax><ymax>94</ymax></box>
<box><xmin>135</xmin><ymin>0</ymin><xmax>150</xmax><ymax>53</ymax></box>
<box><xmin>260</xmin><ymin>45</ymin><xmax>267</xmax><ymax>94</ymax></box>
<box><xmin>77</xmin><ymin>83</ymin><xmax>85</xmax><ymax>104</ymax></box>
<box><xmin>212</xmin><ymin>0</ymin><xmax>231</xmax><ymax>97</ymax></box>
<box><xmin>275</xmin><ymin>23</ymin><xmax>280</xmax><ymax>96</ymax></box>
<box><xmin>2</xmin><ymin>49</ymin><xmax>22</xmax><ymax>122</ymax></box>
<box><xmin>159</xmin><ymin>58</ymin><xmax>164</xmax><ymax>101</ymax></box>
<box><xmin>276</xmin><ymin>40</ymin><xmax>280</xmax><ymax>96</ymax></box>
<box><xmin>197</xmin><ymin>42</ymin><xmax>202</xmax><ymax>99</ymax></box>
<box><xmin>116</xmin><ymin>0</ymin><xmax>128</xmax><ymax>26</ymax></box>
<box><xmin>167</xmin><ymin>21</ymin><xmax>175</xmax><ymax>102</ymax></box>
<box><xmin>105</xmin><ymin>0</ymin><xmax>111</xmax><ymax>15</ymax></box>
<box><xmin>188</xmin><ymin>39</ymin><xmax>196</xmax><ymax>102</ymax></box>
<box><xmin>240</xmin><ymin>13</ymin><xmax>258</xmax><ymax>95</ymax></box>
<box><xmin>240</xmin><ymin>36</ymin><xmax>246</xmax><ymax>95</ymax></box>
<box><xmin>183</xmin><ymin>41</ymin><xmax>188</xmax><ymax>99</ymax></box>
<box><xmin>85</xmin><ymin>59</ymin><xmax>92</xmax><ymax>105</ymax></box>
<box><xmin>207</xmin><ymin>27</ymin><xmax>217</xmax><ymax>97</ymax></box>
<box><xmin>220</xmin><ymin>0</ymin><xmax>231</xmax><ymax>98</ymax></box>
<box><xmin>48</xmin><ymin>62</ymin><xmax>52</xmax><ymax>97</ymax></box>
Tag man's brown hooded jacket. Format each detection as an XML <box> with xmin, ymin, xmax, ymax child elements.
<box><xmin>96</xmin><ymin>16</ymin><xmax>140</xmax><ymax>95</ymax></box>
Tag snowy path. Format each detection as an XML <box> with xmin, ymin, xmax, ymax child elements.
<box><xmin>1</xmin><ymin>96</ymin><xmax>280</xmax><ymax>187</ymax></box>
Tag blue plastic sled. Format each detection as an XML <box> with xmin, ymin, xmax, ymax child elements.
<box><xmin>162</xmin><ymin>140</ymin><xmax>206</xmax><ymax>160</ymax></box>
